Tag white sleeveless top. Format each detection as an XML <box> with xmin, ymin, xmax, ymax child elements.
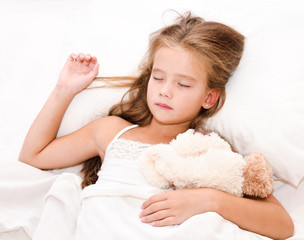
<box><xmin>77</xmin><ymin>125</ymin><xmax>262</xmax><ymax>240</ymax></box>
<box><xmin>95</xmin><ymin>124</ymin><xmax>152</xmax><ymax>186</ymax></box>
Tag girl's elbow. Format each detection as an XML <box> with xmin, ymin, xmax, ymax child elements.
<box><xmin>18</xmin><ymin>154</ymin><xmax>32</xmax><ymax>166</ymax></box>
<box><xmin>282</xmin><ymin>217</ymin><xmax>294</xmax><ymax>240</ymax></box>
<box><xmin>18</xmin><ymin>152</ymin><xmax>39</xmax><ymax>168</ymax></box>
<box><xmin>18</xmin><ymin>152</ymin><xmax>28</xmax><ymax>164</ymax></box>
<box><xmin>276</xmin><ymin>214</ymin><xmax>294</xmax><ymax>240</ymax></box>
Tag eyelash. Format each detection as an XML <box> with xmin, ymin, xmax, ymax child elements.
<box><xmin>178</xmin><ymin>83</ymin><xmax>190</xmax><ymax>88</ymax></box>
<box><xmin>153</xmin><ymin>77</ymin><xmax>190</xmax><ymax>88</ymax></box>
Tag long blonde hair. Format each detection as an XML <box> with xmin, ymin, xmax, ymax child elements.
<box><xmin>81</xmin><ymin>12</ymin><xmax>245</xmax><ymax>188</ymax></box>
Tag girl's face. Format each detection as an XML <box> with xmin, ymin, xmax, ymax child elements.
<box><xmin>147</xmin><ymin>47</ymin><xmax>218</xmax><ymax>126</ymax></box>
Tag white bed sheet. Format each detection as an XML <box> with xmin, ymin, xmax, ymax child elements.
<box><xmin>1</xmin><ymin>0</ymin><xmax>303</xmax><ymax>239</ymax></box>
<box><xmin>0</xmin><ymin>161</ymin><xmax>303</xmax><ymax>240</ymax></box>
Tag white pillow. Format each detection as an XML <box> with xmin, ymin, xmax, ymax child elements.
<box><xmin>57</xmin><ymin>2</ymin><xmax>304</xmax><ymax>187</ymax></box>
<box><xmin>57</xmin><ymin>85</ymin><xmax>128</xmax><ymax>137</ymax></box>
<box><xmin>206</xmin><ymin>10</ymin><xmax>304</xmax><ymax>187</ymax></box>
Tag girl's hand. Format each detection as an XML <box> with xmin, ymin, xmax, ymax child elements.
<box><xmin>140</xmin><ymin>189</ymin><xmax>294</xmax><ymax>239</ymax></box>
<box><xmin>139</xmin><ymin>188</ymin><xmax>217</xmax><ymax>227</ymax></box>
<box><xmin>56</xmin><ymin>53</ymin><xmax>100</xmax><ymax>95</ymax></box>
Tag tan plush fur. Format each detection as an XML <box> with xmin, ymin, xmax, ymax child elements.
<box><xmin>242</xmin><ymin>152</ymin><xmax>273</xmax><ymax>198</ymax></box>
<box><xmin>139</xmin><ymin>130</ymin><xmax>274</xmax><ymax>198</ymax></box>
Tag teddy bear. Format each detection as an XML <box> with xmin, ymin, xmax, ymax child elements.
<box><xmin>138</xmin><ymin>129</ymin><xmax>273</xmax><ymax>198</ymax></box>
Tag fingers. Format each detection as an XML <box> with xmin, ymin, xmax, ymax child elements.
<box><xmin>151</xmin><ymin>216</ymin><xmax>176</xmax><ymax>227</ymax></box>
<box><xmin>141</xmin><ymin>200</ymin><xmax>168</xmax><ymax>217</ymax></box>
<box><xmin>90</xmin><ymin>55</ymin><xmax>97</xmax><ymax>65</ymax></box>
<box><xmin>140</xmin><ymin>194</ymin><xmax>173</xmax><ymax>225</ymax></box>
<box><xmin>68</xmin><ymin>53</ymin><xmax>98</xmax><ymax>65</ymax></box>
<box><xmin>140</xmin><ymin>209</ymin><xmax>175</xmax><ymax>226</ymax></box>
<box><xmin>140</xmin><ymin>191</ymin><xmax>193</xmax><ymax>227</ymax></box>
<box><xmin>84</xmin><ymin>54</ymin><xmax>92</xmax><ymax>65</ymax></box>
<box><xmin>92</xmin><ymin>63</ymin><xmax>100</xmax><ymax>75</ymax></box>
<box><xmin>68</xmin><ymin>53</ymin><xmax>77</xmax><ymax>61</ymax></box>
<box><xmin>142</xmin><ymin>192</ymin><xmax>167</xmax><ymax>209</ymax></box>
<box><xmin>77</xmin><ymin>53</ymin><xmax>85</xmax><ymax>62</ymax></box>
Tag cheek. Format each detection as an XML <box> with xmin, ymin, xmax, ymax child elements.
<box><xmin>194</xmin><ymin>86</ymin><xmax>208</xmax><ymax>106</ymax></box>
<box><xmin>146</xmin><ymin>80</ymin><xmax>152</xmax><ymax>95</ymax></box>
<box><xmin>146</xmin><ymin>80</ymin><xmax>155</xmax><ymax>103</ymax></box>
<box><xmin>175</xmin><ymin>93</ymin><xmax>199</xmax><ymax>114</ymax></box>
<box><xmin>182</xmin><ymin>89</ymin><xmax>205</xmax><ymax>106</ymax></box>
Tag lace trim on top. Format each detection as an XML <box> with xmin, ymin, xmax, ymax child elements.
<box><xmin>96</xmin><ymin>137</ymin><xmax>152</xmax><ymax>185</ymax></box>
<box><xmin>107</xmin><ymin>138</ymin><xmax>152</xmax><ymax>161</ymax></box>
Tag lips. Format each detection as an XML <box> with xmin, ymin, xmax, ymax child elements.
<box><xmin>155</xmin><ymin>103</ymin><xmax>173</xmax><ymax>110</ymax></box>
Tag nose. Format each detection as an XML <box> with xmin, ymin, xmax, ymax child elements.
<box><xmin>159</xmin><ymin>82</ymin><xmax>172</xmax><ymax>98</ymax></box>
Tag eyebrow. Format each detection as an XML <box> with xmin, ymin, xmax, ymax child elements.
<box><xmin>152</xmin><ymin>68</ymin><xmax>198</xmax><ymax>82</ymax></box>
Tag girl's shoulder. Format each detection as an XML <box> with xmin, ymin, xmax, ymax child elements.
<box><xmin>94</xmin><ymin>115</ymin><xmax>131</xmax><ymax>126</ymax></box>
<box><xmin>91</xmin><ymin>116</ymin><xmax>133</xmax><ymax>156</ymax></box>
<box><xmin>93</xmin><ymin>115</ymin><xmax>133</xmax><ymax>139</ymax></box>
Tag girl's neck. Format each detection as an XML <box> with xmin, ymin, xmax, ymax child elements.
<box><xmin>141</xmin><ymin>118</ymin><xmax>190</xmax><ymax>144</ymax></box>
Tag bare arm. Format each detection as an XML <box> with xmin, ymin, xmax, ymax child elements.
<box><xmin>19</xmin><ymin>53</ymin><xmax>100</xmax><ymax>169</ymax></box>
<box><xmin>213</xmin><ymin>190</ymin><xmax>294</xmax><ymax>239</ymax></box>
<box><xmin>140</xmin><ymin>188</ymin><xmax>294</xmax><ymax>240</ymax></box>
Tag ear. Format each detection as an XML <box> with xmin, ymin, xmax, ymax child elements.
<box><xmin>202</xmin><ymin>89</ymin><xmax>221</xmax><ymax>109</ymax></box>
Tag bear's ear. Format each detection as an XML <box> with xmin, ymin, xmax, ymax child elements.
<box><xmin>202</xmin><ymin>89</ymin><xmax>221</xmax><ymax>109</ymax></box>
<box><xmin>242</xmin><ymin>152</ymin><xmax>273</xmax><ymax>198</ymax></box>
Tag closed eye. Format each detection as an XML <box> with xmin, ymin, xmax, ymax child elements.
<box><xmin>178</xmin><ymin>83</ymin><xmax>190</xmax><ymax>87</ymax></box>
<box><xmin>153</xmin><ymin>77</ymin><xmax>163</xmax><ymax>81</ymax></box>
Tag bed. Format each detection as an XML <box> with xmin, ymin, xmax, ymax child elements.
<box><xmin>0</xmin><ymin>0</ymin><xmax>303</xmax><ymax>239</ymax></box>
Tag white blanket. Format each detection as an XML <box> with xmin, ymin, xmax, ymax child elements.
<box><xmin>1</xmin><ymin>161</ymin><xmax>304</xmax><ymax>240</ymax></box>
<box><xmin>77</xmin><ymin>183</ymin><xmax>271</xmax><ymax>240</ymax></box>
<box><xmin>0</xmin><ymin>162</ymin><xmax>81</xmax><ymax>240</ymax></box>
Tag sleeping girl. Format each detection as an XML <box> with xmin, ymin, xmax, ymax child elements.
<box><xmin>19</xmin><ymin>12</ymin><xmax>294</xmax><ymax>240</ymax></box>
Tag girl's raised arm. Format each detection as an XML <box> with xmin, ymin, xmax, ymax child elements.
<box><xmin>19</xmin><ymin>53</ymin><xmax>101</xmax><ymax>169</ymax></box>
